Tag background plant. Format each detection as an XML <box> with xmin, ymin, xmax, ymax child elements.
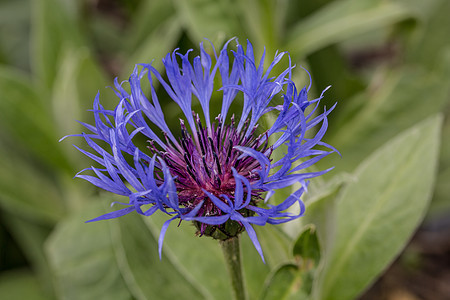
<box><xmin>0</xmin><ymin>0</ymin><xmax>448</xmax><ymax>299</ymax></box>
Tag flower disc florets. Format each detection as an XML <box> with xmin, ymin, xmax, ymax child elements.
<box><xmin>159</xmin><ymin>114</ymin><xmax>269</xmax><ymax>239</ymax></box>
<box><xmin>63</xmin><ymin>39</ymin><xmax>337</xmax><ymax>262</ymax></box>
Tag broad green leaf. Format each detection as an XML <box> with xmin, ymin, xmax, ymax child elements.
<box><xmin>314</xmin><ymin>115</ymin><xmax>442</xmax><ymax>300</ymax></box>
<box><xmin>50</xmin><ymin>45</ymin><xmax>111</xmax><ymax>177</ymax></box>
<box><xmin>110</xmin><ymin>211</ymin><xmax>205</xmax><ymax>300</ymax></box>
<box><xmin>405</xmin><ymin>0</ymin><xmax>450</xmax><ymax>69</ymax></box>
<box><xmin>325</xmin><ymin>63</ymin><xmax>450</xmax><ymax>175</ymax></box>
<box><xmin>0</xmin><ymin>67</ymin><xmax>72</xmax><ymax>172</ymax></box>
<box><xmin>31</xmin><ymin>0</ymin><xmax>84</xmax><ymax>89</ymax></box>
<box><xmin>46</xmin><ymin>201</ymin><xmax>132</xmax><ymax>300</ymax></box>
<box><xmin>0</xmin><ymin>146</ymin><xmax>64</xmax><ymax>224</ymax></box>
<box><xmin>253</xmin><ymin>225</ymin><xmax>292</xmax><ymax>268</ymax></box>
<box><xmin>300</xmin><ymin>191</ymin><xmax>339</xmax><ymax>268</ymax></box>
<box><xmin>51</xmin><ymin>46</ymin><xmax>108</xmax><ymax>137</ymax></box>
<box><xmin>241</xmin><ymin>226</ymin><xmax>289</xmax><ymax>299</ymax></box>
<box><xmin>401</xmin><ymin>0</ymin><xmax>450</xmax><ymax>219</ymax></box>
<box><xmin>260</xmin><ymin>264</ymin><xmax>308</xmax><ymax>300</ymax></box>
<box><xmin>316</xmin><ymin>0</ymin><xmax>450</xmax><ymax>178</ymax></box>
<box><xmin>263</xmin><ymin>225</ymin><xmax>323</xmax><ymax>299</ymax></box>
<box><xmin>305</xmin><ymin>172</ymin><xmax>355</xmax><ymax>207</ymax></box>
<box><xmin>286</xmin><ymin>0</ymin><xmax>414</xmax><ymax>58</ymax></box>
<box><xmin>144</xmin><ymin>211</ymin><xmax>231</xmax><ymax>300</ymax></box>
<box><xmin>0</xmin><ymin>269</ymin><xmax>49</xmax><ymax>300</ymax></box>
<box><xmin>51</xmin><ymin>47</ymin><xmax>87</xmax><ymax>136</ymax></box>
<box><xmin>144</xmin><ymin>203</ymin><xmax>278</xmax><ymax>300</ymax></box>
<box><xmin>282</xmin><ymin>172</ymin><xmax>353</xmax><ymax>240</ymax></box>
<box><xmin>144</xmin><ymin>204</ymin><xmax>292</xmax><ymax>300</ymax></box>
<box><xmin>0</xmin><ymin>68</ymin><xmax>67</xmax><ymax>223</ymax></box>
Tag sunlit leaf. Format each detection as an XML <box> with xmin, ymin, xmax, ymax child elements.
<box><xmin>46</xmin><ymin>202</ymin><xmax>132</xmax><ymax>300</ymax></box>
<box><xmin>286</xmin><ymin>0</ymin><xmax>414</xmax><ymax>58</ymax></box>
<box><xmin>314</xmin><ymin>115</ymin><xmax>442</xmax><ymax>300</ymax></box>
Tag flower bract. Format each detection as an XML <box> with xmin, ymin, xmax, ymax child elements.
<box><xmin>63</xmin><ymin>39</ymin><xmax>337</xmax><ymax>262</ymax></box>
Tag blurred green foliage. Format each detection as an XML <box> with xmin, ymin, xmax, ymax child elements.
<box><xmin>0</xmin><ymin>0</ymin><xmax>448</xmax><ymax>299</ymax></box>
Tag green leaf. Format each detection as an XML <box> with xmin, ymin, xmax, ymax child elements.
<box><xmin>174</xmin><ymin>0</ymin><xmax>240</xmax><ymax>42</ymax></box>
<box><xmin>269</xmin><ymin>225</ymin><xmax>322</xmax><ymax>299</ymax></box>
<box><xmin>305</xmin><ymin>173</ymin><xmax>355</xmax><ymax>207</ymax></box>
<box><xmin>314</xmin><ymin>115</ymin><xmax>442</xmax><ymax>300</ymax></box>
<box><xmin>253</xmin><ymin>225</ymin><xmax>292</xmax><ymax>268</ymax></box>
<box><xmin>0</xmin><ymin>68</ymin><xmax>67</xmax><ymax>223</ymax></box>
<box><xmin>46</xmin><ymin>201</ymin><xmax>132</xmax><ymax>300</ymax></box>
<box><xmin>0</xmin><ymin>146</ymin><xmax>64</xmax><ymax>224</ymax></box>
<box><xmin>0</xmin><ymin>67</ymin><xmax>72</xmax><ymax>172</ymax></box>
<box><xmin>325</xmin><ymin>63</ymin><xmax>450</xmax><ymax>175</ymax></box>
<box><xmin>51</xmin><ymin>46</ymin><xmax>108</xmax><ymax>137</ymax></box>
<box><xmin>0</xmin><ymin>0</ymin><xmax>31</xmax><ymax>68</ymax></box>
<box><xmin>236</xmin><ymin>0</ymin><xmax>287</xmax><ymax>52</ymax></box>
<box><xmin>31</xmin><ymin>0</ymin><xmax>84</xmax><ymax>89</ymax></box>
<box><xmin>299</xmin><ymin>192</ymin><xmax>339</xmax><ymax>269</ymax></box>
<box><xmin>0</xmin><ymin>269</ymin><xmax>49</xmax><ymax>300</ymax></box>
<box><xmin>143</xmin><ymin>211</ymin><xmax>231</xmax><ymax>300</ymax></box>
<box><xmin>144</xmin><ymin>205</ymin><xmax>289</xmax><ymax>300</ymax></box>
<box><xmin>282</xmin><ymin>172</ymin><xmax>352</xmax><ymax>240</ymax></box>
<box><xmin>110</xmin><ymin>212</ymin><xmax>206</xmax><ymax>300</ymax></box>
<box><xmin>292</xmin><ymin>225</ymin><xmax>320</xmax><ymax>266</ymax></box>
<box><xmin>241</xmin><ymin>226</ymin><xmax>285</xmax><ymax>299</ymax></box>
<box><xmin>306</xmin><ymin>45</ymin><xmax>366</xmax><ymax>111</ymax></box>
<box><xmin>260</xmin><ymin>264</ymin><xmax>308</xmax><ymax>300</ymax></box>
<box><xmin>405</xmin><ymin>0</ymin><xmax>450</xmax><ymax>69</ymax></box>
<box><xmin>125</xmin><ymin>0</ymin><xmax>176</xmax><ymax>54</ymax></box>
<box><xmin>125</xmin><ymin>17</ymin><xmax>182</xmax><ymax>74</ymax></box>
<box><xmin>286</xmin><ymin>0</ymin><xmax>414</xmax><ymax>58</ymax></box>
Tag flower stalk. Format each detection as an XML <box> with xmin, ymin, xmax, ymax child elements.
<box><xmin>220</xmin><ymin>237</ymin><xmax>247</xmax><ymax>300</ymax></box>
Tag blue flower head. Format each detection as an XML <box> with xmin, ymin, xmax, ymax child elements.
<box><xmin>63</xmin><ymin>39</ymin><xmax>337</xmax><ymax>262</ymax></box>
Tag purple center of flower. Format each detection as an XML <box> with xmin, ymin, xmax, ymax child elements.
<box><xmin>149</xmin><ymin>113</ymin><xmax>271</xmax><ymax>236</ymax></box>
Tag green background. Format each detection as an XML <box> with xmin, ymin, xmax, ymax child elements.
<box><xmin>0</xmin><ymin>0</ymin><xmax>448</xmax><ymax>299</ymax></box>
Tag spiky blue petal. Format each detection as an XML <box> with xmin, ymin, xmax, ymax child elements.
<box><xmin>64</xmin><ymin>39</ymin><xmax>337</xmax><ymax>262</ymax></box>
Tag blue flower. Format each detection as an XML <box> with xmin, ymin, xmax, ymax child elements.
<box><xmin>63</xmin><ymin>39</ymin><xmax>337</xmax><ymax>262</ymax></box>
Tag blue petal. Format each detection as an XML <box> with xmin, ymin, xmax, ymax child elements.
<box><xmin>158</xmin><ymin>215</ymin><xmax>179</xmax><ymax>259</ymax></box>
<box><xmin>240</xmin><ymin>220</ymin><xmax>265</xmax><ymax>263</ymax></box>
<box><xmin>85</xmin><ymin>206</ymin><xmax>135</xmax><ymax>222</ymax></box>
<box><xmin>202</xmin><ymin>190</ymin><xmax>231</xmax><ymax>213</ymax></box>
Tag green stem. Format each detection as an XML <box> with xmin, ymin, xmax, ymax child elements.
<box><xmin>220</xmin><ymin>236</ymin><xmax>247</xmax><ymax>300</ymax></box>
